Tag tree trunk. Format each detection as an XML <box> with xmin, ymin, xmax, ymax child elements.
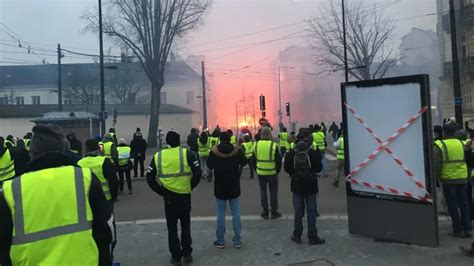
<box><xmin>147</xmin><ymin>82</ymin><xmax>161</xmax><ymax>147</ymax></box>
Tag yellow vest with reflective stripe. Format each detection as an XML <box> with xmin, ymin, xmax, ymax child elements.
<box><xmin>435</xmin><ymin>139</ymin><xmax>468</xmax><ymax>182</ymax></box>
<box><xmin>280</xmin><ymin>132</ymin><xmax>289</xmax><ymax>149</ymax></box>
<box><xmin>4</xmin><ymin>140</ymin><xmax>15</xmax><ymax>148</ymax></box>
<box><xmin>230</xmin><ymin>135</ymin><xmax>237</xmax><ymax>145</ymax></box>
<box><xmin>208</xmin><ymin>137</ymin><xmax>220</xmax><ymax>148</ymax></box>
<box><xmin>0</xmin><ymin>149</ymin><xmax>15</xmax><ymax>181</ymax></box>
<box><xmin>312</xmin><ymin>132</ymin><xmax>325</xmax><ymax>152</ymax></box>
<box><xmin>197</xmin><ymin>138</ymin><xmax>210</xmax><ymax>157</ymax></box>
<box><xmin>2</xmin><ymin>166</ymin><xmax>98</xmax><ymax>265</ymax></box>
<box><xmin>337</xmin><ymin>137</ymin><xmax>345</xmax><ymax>160</ymax></box>
<box><xmin>100</xmin><ymin>141</ymin><xmax>114</xmax><ymax>161</ymax></box>
<box><xmin>154</xmin><ymin>147</ymin><xmax>192</xmax><ymax>194</ymax></box>
<box><xmin>242</xmin><ymin>142</ymin><xmax>254</xmax><ymax>159</ymax></box>
<box><xmin>23</xmin><ymin>139</ymin><xmax>30</xmax><ymax>151</ymax></box>
<box><xmin>117</xmin><ymin>146</ymin><xmax>131</xmax><ymax>166</ymax></box>
<box><xmin>78</xmin><ymin>156</ymin><xmax>112</xmax><ymax>201</ymax></box>
<box><xmin>255</xmin><ymin>140</ymin><xmax>277</xmax><ymax>175</ymax></box>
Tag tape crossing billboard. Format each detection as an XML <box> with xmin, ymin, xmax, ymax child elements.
<box><xmin>341</xmin><ymin>75</ymin><xmax>438</xmax><ymax>247</ymax></box>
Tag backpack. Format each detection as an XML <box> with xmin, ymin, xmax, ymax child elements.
<box><xmin>293</xmin><ymin>150</ymin><xmax>313</xmax><ymax>179</ymax></box>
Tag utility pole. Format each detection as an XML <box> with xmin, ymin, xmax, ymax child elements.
<box><xmin>278</xmin><ymin>67</ymin><xmax>282</xmax><ymax>128</ymax></box>
<box><xmin>99</xmin><ymin>0</ymin><xmax>106</xmax><ymax>136</ymax></box>
<box><xmin>57</xmin><ymin>43</ymin><xmax>63</xmax><ymax>111</ymax></box>
<box><xmin>342</xmin><ymin>0</ymin><xmax>349</xmax><ymax>83</ymax></box>
<box><xmin>201</xmin><ymin>61</ymin><xmax>208</xmax><ymax>129</ymax></box>
<box><xmin>449</xmin><ymin>0</ymin><xmax>463</xmax><ymax>125</ymax></box>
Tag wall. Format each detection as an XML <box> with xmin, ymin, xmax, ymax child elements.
<box><xmin>0</xmin><ymin>86</ymin><xmax>57</xmax><ymax>105</ymax></box>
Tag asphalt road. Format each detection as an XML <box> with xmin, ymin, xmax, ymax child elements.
<box><xmin>114</xmin><ymin>152</ymin><xmax>347</xmax><ymax>222</ymax></box>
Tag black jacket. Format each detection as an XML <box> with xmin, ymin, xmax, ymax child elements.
<box><xmin>12</xmin><ymin>147</ymin><xmax>29</xmax><ymax>176</ymax></box>
<box><xmin>187</xmin><ymin>133</ymin><xmax>199</xmax><ymax>153</ymax></box>
<box><xmin>83</xmin><ymin>151</ymin><xmax>119</xmax><ymax>201</ymax></box>
<box><xmin>284</xmin><ymin>145</ymin><xmax>322</xmax><ymax>195</ymax></box>
<box><xmin>0</xmin><ymin>153</ymin><xmax>113</xmax><ymax>266</ymax></box>
<box><xmin>67</xmin><ymin>133</ymin><xmax>83</xmax><ymax>156</ymax></box>
<box><xmin>146</xmin><ymin>147</ymin><xmax>202</xmax><ymax>200</ymax></box>
<box><xmin>250</xmin><ymin>141</ymin><xmax>282</xmax><ymax>175</ymax></box>
<box><xmin>207</xmin><ymin>142</ymin><xmax>247</xmax><ymax>200</ymax></box>
<box><xmin>130</xmin><ymin>135</ymin><xmax>147</xmax><ymax>159</ymax></box>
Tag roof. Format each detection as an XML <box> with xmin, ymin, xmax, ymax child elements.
<box><xmin>0</xmin><ymin>104</ymin><xmax>196</xmax><ymax>118</ymax></box>
<box><xmin>31</xmin><ymin>111</ymin><xmax>98</xmax><ymax>122</ymax></box>
<box><xmin>0</xmin><ymin>61</ymin><xmax>200</xmax><ymax>88</ymax></box>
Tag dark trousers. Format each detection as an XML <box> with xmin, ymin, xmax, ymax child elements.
<box><xmin>443</xmin><ymin>183</ymin><xmax>472</xmax><ymax>233</ymax></box>
<box><xmin>133</xmin><ymin>156</ymin><xmax>145</xmax><ymax>177</ymax></box>
<box><xmin>164</xmin><ymin>197</ymin><xmax>192</xmax><ymax>261</ymax></box>
<box><xmin>293</xmin><ymin>193</ymin><xmax>318</xmax><ymax>239</ymax></box>
<box><xmin>258</xmin><ymin>175</ymin><xmax>279</xmax><ymax>212</ymax></box>
<box><xmin>118</xmin><ymin>168</ymin><xmax>132</xmax><ymax>191</ymax></box>
<box><xmin>468</xmin><ymin>182</ymin><xmax>474</xmax><ymax>220</ymax></box>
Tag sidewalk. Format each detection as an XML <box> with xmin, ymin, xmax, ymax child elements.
<box><xmin>114</xmin><ymin>217</ymin><xmax>473</xmax><ymax>266</ymax></box>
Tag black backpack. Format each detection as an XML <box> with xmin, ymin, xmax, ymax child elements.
<box><xmin>293</xmin><ymin>150</ymin><xmax>312</xmax><ymax>179</ymax></box>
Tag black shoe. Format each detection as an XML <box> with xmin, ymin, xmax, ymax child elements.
<box><xmin>271</xmin><ymin>211</ymin><xmax>282</xmax><ymax>219</ymax></box>
<box><xmin>465</xmin><ymin>231</ymin><xmax>472</xmax><ymax>238</ymax></box>
<box><xmin>170</xmin><ymin>258</ymin><xmax>182</xmax><ymax>266</ymax></box>
<box><xmin>449</xmin><ymin>231</ymin><xmax>466</xmax><ymax>238</ymax></box>
<box><xmin>128</xmin><ymin>189</ymin><xmax>133</xmax><ymax>195</ymax></box>
<box><xmin>291</xmin><ymin>236</ymin><xmax>302</xmax><ymax>244</ymax></box>
<box><xmin>260</xmin><ymin>211</ymin><xmax>269</xmax><ymax>219</ymax></box>
<box><xmin>309</xmin><ymin>236</ymin><xmax>326</xmax><ymax>245</ymax></box>
<box><xmin>214</xmin><ymin>241</ymin><xmax>225</xmax><ymax>249</ymax></box>
<box><xmin>331</xmin><ymin>181</ymin><xmax>339</xmax><ymax>188</ymax></box>
<box><xmin>183</xmin><ymin>255</ymin><xmax>193</xmax><ymax>264</ymax></box>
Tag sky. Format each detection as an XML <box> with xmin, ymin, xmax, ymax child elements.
<box><xmin>0</xmin><ymin>0</ymin><xmax>440</xmax><ymax>127</ymax></box>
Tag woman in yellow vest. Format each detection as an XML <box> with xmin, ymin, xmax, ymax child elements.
<box><xmin>0</xmin><ymin>124</ymin><xmax>113</xmax><ymax>265</ymax></box>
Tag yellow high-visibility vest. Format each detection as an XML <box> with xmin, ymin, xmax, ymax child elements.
<box><xmin>312</xmin><ymin>132</ymin><xmax>325</xmax><ymax>152</ymax></box>
<box><xmin>337</xmin><ymin>137</ymin><xmax>345</xmax><ymax>160</ymax></box>
<box><xmin>280</xmin><ymin>132</ymin><xmax>289</xmax><ymax>149</ymax></box>
<box><xmin>2</xmin><ymin>166</ymin><xmax>98</xmax><ymax>265</ymax></box>
<box><xmin>435</xmin><ymin>139</ymin><xmax>468</xmax><ymax>182</ymax></box>
<box><xmin>230</xmin><ymin>135</ymin><xmax>237</xmax><ymax>145</ymax></box>
<box><xmin>254</xmin><ymin>140</ymin><xmax>277</xmax><ymax>176</ymax></box>
<box><xmin>242</xmin><ymin>142</ymin><xmax>254</xmax><ymax>159</ymax></box>
<box><xmin>197</xmin><ymin>138</ymin><xmax>210</xmax><ymax>157</ymax></box>
<box><xmin>154</xmin><ymin>147</ymin><xmax>192</xmax><ymax>194</ymax></box>
<box><xmin>0</xmin><ymin>149</ymin><xmax>15</xmax><ymax>181</ymax></box>
<box><xmin>78</xmin><ymin>156</ymin><xmax>112</xmax><ymax>201</ymax></box>
<box><xmin>117</xmin><ymin>146</ymin><xmax>131</xmax><ymax>166</ymax></box>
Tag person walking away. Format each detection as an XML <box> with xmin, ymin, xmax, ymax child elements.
<box><xmin>311</xmin><ymin>125</ymin><xmax>328</xmax><ymax>177</ymax></box>
<box><xmin>331</xmin><ymin>134</ymin><xmax>345</xmax><ymax>188</ymax></box>
<box><xmin>187</xmin><ymin>128</ymin><xmax>199</xmax><ymax>154</ymax></box>
<box><xmin>207</xmin><ymin>131</ymin><xmax>247</xmax><ymax>249</ymax></box>
<box><xmin>0</xmin><ymin>137</ymin><xmax>15</xmax><ymax>183</ymax></box>
<box><xmin>251</xmin><ymin>127</ymin><xmax>282</xmax><ymax>219</ymax></box>
<box><xmin>197</xmin><ymin>132</ymin><xmax>211</xmax><ymax>181</ymax></box>
<box><xmin>109</xmin><ymin>128</ymin><xmax>118</xmax><ymax>146</ymax></box>
<box><xmin>320</xmin><ymin>122</ymin><xmax>327</xmax><ymax>136</ymax></box>
<box><xmin>208</xmin><ymin>129</ymin><xmax>221</xmax><ymax>182</ymax></box>
<box><xmin>434</xmin><ymin>124</ymin><xmax>472</xmax><ymax>238</ymax></box>
<box><xmin>241</xmin><ymin>134</ymin><xmax>255</xmax><ymax>179</ymax></box>
<box><xmin>0</xmin><ymin>124</ymin><xmax>113</xmax><ymax>266</ymax></box>
<box><xmin>279</xmin><ymin>128</ymin><xmax>289</xmax><ymax>157</ymax></box>
<box><xmin>101</xmin><ymin>133</ymin><xmax>119</xmax><ymax>166</ymax></box>
<box><xmin>17</xmin><ymin>133</ymin><xmax>32</xmax><ymax>151</ymax></box>
<box><xmin>131</xmin><ymin>131</ymin><xmax>147</xmax><ymax>178</ymax></box>
<box><xmin>228</xmin><ymin>129</ymin><xmax>237</xmax><ymax>146</ymax></box>
<box><xmin>12</xmin><ymin>138</ymin><xmax>29</xmax><ymax>176</ymax></box>
<box><xmin>146</xmin><ymin>131</ymin><xmax>202</xmax><ymax>266</ymax></box>
<box><xmin>328</xmin><ymin>122</ymin><xmax>339</xmax><ymax>142</ymax></box>
<box><xmin>284</xmin><ymin>134</ymin><xmax>325</xmax><ymax>245</ymax></box>
<box><xmin>117</xmin><ymin>138</ymin><xmax>133</xmax><ymax>195</ymax></box>
<box><xmin>4</xmin><ymin>135</ymin><xmax>15</xmax><ymax>150</ymax></box>
<box><xmin>67</xmin><ymin>132</ymin><xmax>83</xmax><ymax>156</ymax></box>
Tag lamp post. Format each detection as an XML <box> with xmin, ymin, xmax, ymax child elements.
<box><xmin>342</xmin><ymin>0</ymin><xmax>349</xmax><ymax>83</ymax></box>
<box><xmin>278</xmin><ymin>66</ymin><xmax>294</xmax><ymax>129</ymax></box>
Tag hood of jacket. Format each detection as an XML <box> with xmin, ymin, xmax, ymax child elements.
<box><xmin>212</xmin><ymin>142</ymin><xmax>239</xmax><ymax>158</ymax></box>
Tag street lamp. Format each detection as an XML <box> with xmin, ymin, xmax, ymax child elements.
<box><xmin>278</xmin><ymin>66</ymin><xmax>294</xmax><ymax>129</ymax></box>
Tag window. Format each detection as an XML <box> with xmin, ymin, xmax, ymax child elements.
<box><xmin>186</xmin><ymin>91</ymin><xmax>194</xmax><ymax>105</ymax></box>
<box><xmin>32</xmin><ymin>96</ymin><xmax>41</xmax><ymax>105</ymax></box>
<box><xmin>0</xmin><ymin>97</ymin><xmax>7</xmax><ymax>105</ymax></box>
<box><xmin>160</xmin><ymin>91</ymin><xmax>167</xmax><ymax>104</ymax></box>
<box><xmin>16</xmin><ymin>96</ymin><xmax>24</xmax><ymax>105</ymax></box>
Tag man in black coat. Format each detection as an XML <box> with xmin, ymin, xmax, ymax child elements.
<box><xmin>186</xmin><ymin>128</ymin><xmax>199</xmax><ymax>153</ymax></box>
<box><xmin>130</xmin><ymin>130</ymin><xmax>147</xmax><ymax>178</ymax></box>
<box><xmin>66</xmin><ymin>132</ymin><xmax>83</xmax><ymax>156</ymax></box>
<box><xmin>284</xmin><ymin>134</ymin><xmax>325</xmax><ymax>246</ymax></box>
<box><xmin>207</xmin><ymin>131</ymin><xmax>247</xmax><ymax>248</ymax></box>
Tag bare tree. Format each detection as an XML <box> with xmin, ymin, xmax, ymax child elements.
<box><xmin>308</xmin><ymin>1</ymin><xmax>396</xmax><ymax>81</ymax></box>
<box><xmin>84</xmin><ymin>0</ymin><xmax>211</xmax><ymax>146</ymax></box>
<box><xmin>63</xmin><ymin>71</ymin><xmax>100</xmax><ymax>104</ymax></box>
<box><xmin>106</xmin><ymin>65</ymin><xmax>145</xmax><ymax>104</ymax></box>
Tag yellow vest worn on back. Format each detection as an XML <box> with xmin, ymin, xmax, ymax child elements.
<box><xmin>435</xmin><ymin>139</ymin><xmax>468</xmax><ymax>183</ymax></box>
<box><xmin>2</xmin><ymin>166</ymin><xmax>98</xmax><ymax>265</ymax></box>
<box><xmin>0</xmin><ymin>149</ymin><xmax>15</xmax><ymax>181</ymax></box>
<box><xmin>154</xmin><ymin>147</ymin><xmax>192</xmax><ymax>194</ymax></box>
<box><xmin>197</xmin><ymin>138</ymin><xmax>210</xmax><ymax>157</ymax></box>
<box><xmin>230</xmin><ymin>135</ymin><xmax>237</xmax><ymax>145</ymax></box>
<box><xmin>117</xmin><ymin>146</ymin><xmax>131</xmax><ymax>166</ymax></box>
<box><xmin>242</xmin><ymin>142</ymin><xmax>254</xmax><ymax>159</ymax></box>
<box><xmin>280</xmin><ymin>132</ymin><xmax>289</xmax><ymax>149</ymax></box>
<box><xmin>78</xmin><ymin>156</ymin><xmax>112</xmax><ymax>201</ymax></box>
<box><xmin>100</xmin><ymin>142</ymin><xmax>114</xmax><ymax>162</ymax></box>
<box><xmin>337</xmin><ymin>137</ymin><xmax>345</xmax><ymax>160</ymax></box>
<box><xmin>208</xmin><ymin>137</ymin><xmax>220</xmax><ymax>148</ymax></box>
<box><xmin>255</xmin><ymin>140</ymin><xmax>277</xmax><ymax>176</ymax></box>
<box><xmin>312</xmin><ymin>132</ymin><xmax>325</xmax><ymax>152</ymax></box>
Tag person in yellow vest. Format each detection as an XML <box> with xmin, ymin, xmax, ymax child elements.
<box><xmin>311</xmin><ymin>125</ymin><xmax>328</xmax><ymax>177</ymax></box>
<box><xmin>109</xmin><ymin>128</ymin><xmax>118</xmax><ymax>146</ymax></box>
<box><xmin>0</xmin><ymin>137</ymin><xmax>15</xmax><ymax>183</ymax></box>
<box><xmin>197</xmin><ymin>131</ymin><xmax>211</xmax><ymax>181</ymax></box>
<box><xmin>4</xmin><ymin>135</ymin><xmax>15</xmax><ymax>150</ymax></box>
<box><xmin>101</xmin><ymin>133</ymin><xmax>119</xmax><ymax>165</ymax></box>
<box><xmin>207</xmin><ymin>129</ymin><xmax>221</xmax><ymax>182</ymax></box>
<box><xmin>251</xmin><ymin>127</ymin><xmax>283</xmax><ymax>219</ymax></box>
<box><xmin>241</xmin><ymin>134</ymin><xmax>255</xmax><ymax>179</ymax></box>
<box><xmin>434</xmin><ymin>124</ymin><xmax>471</xmax><ymax>238</ymax></box>
<box><xmin>146</xmin><ymin>131</ymin><xmax>202</xmax><ymax>266</ymax></box>
<box><xmin>117</xmin><ymin>138</ymin><xmax>133</xmax><ymax>195</ymax></box>
<box><xmin>228</xmin><ymin>129</ymin><xmax>237</xmax><ymax>146</ymax></box>
<box><xmin>331</xmin><ymin>133</ymin><xmax>345</xmax><ymax>188</ymax></box>
<box><xmin>0</xmin><ymin>124</ymin><xmax>113</xmax><ymax>265</ymax></box>
<box><xmin>17</xmin><ymin>132</ymin><xmax>32</xmax><ymax>151</ymax></box>
<box><xmin>279</xmin><ymin>127</ymin><xmax>289</xmax><ymax>156</ymax></box>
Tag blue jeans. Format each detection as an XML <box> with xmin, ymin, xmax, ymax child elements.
<box><xmin>293</xmin><ymin>193</ymin><xmax>318</xmax><ymax>238</ymax></box>
<box><xmin>321</xmin><ymin>151</ymin><xmax>328</xmax><ymax>176</ymax></box>
<box><xmin>216</xmin><ymin>198</ymin><xmax>241</xmax><ymax>245</ymax></box>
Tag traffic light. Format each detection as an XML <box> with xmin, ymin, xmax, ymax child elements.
<box><xmin>259</xmin><ymin>95</ymin><xmax>266</xmax><ymax>111</ymax></box>
<box><xmin>286</xmin><ymin>102</ymin><xmax>290</xmax><ymax>117</ymax></box>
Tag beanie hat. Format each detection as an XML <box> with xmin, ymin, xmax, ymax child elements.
<box><xmin>85</xmin><ymin>139</ymin><xmax>100</xmax><ymax>152</ymax></box>
<box><xmin>220</xmin><ymin>131</ymin><xmax>231</xmax><ymax>142</ymax></box>
<box><xmin>166</xmin><ymin>131</ymin><xmax>180</xmax><ymax>147</ymax></box>
<box><xmin>30</xmin><ymin>124</ymin><xmax>65</xmax><ymax>157</ymax></box>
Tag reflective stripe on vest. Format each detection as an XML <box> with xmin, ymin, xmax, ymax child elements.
<box><xmin>101</xmin><ymin>142</ymin><xmax>113</xmax><ymax>161</ymax></box>
<box><xmin>312</xmin><ymin>132</ymin><xmax>325</xmax><ymax>152</ymax></box>
<box><xmin>435</xmin><ymin>139</ymin><xmax>468</xmax><ymax>181</ymax></box>
<box><xmin>0</xmin><ymin>149</ymin><xmax>15</xmax><ymax>181</ymax></box>
<box><xmin>255</xmin><ymin>140</ymin><xmax>277</xmax><ymax>175</ymax></box>
<box><xmin>197</xmin><ymin>139</ymin><xmax>210</xmax><ymax>157</ymax></box>
<box><xmin>23</xmin><ymin>139</ymin><xmax>30</xmax><ymax>151</ymax></box>
<box><xmin>4</xmin><ymin>140</ymin><xmax>15</xmax><ymax>148</ymax></box>
<box><xmin>337</xmin><ymin>137</ymin><xmax>345</xmax><ymax>160</ymax></box>
<box><xmin>117</xmin><ymin>146</ymin><xmax>131</xmax><ymax>166</ymax></box>
<box><xmin>77</xmin><ymin>156</ymin><xmax>112</xmax><ymax>201</ymax></box>
<box><xmin>280</xmin><ymin>132</ymin><xmax>289</xmax><ymax>149</ymax></box>
<box><xmin>2</xmin><ymin>166</ymin><xmax>98</xmax><ymax>265</ymax></box>
<box><xmin>208</xmin><ymin>137</ymin><xmax>220</xmax><ymax>148</ymax></box>
<box><xmin>154</xmin><ymin>147</ymin><xmax>192</xmax><ymax>194</ymax></box>
<box><xmin>242</xmin><ymin>142</ymin><xmax>254</xmax><ymax>159</ymax></box>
